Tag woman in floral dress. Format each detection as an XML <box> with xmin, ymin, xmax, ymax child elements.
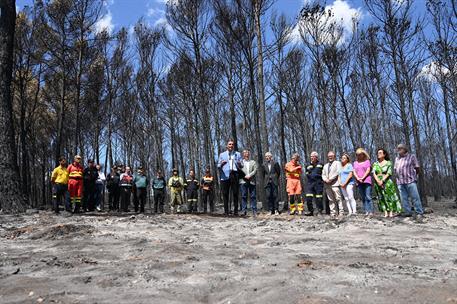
<box><xmin>372</xmin><ymin>148</ymin><xmax>401</xmax><ymax>217</ymax></box>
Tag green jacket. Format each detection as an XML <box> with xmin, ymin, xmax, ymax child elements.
<box><xmin>133</xmin><ymin>174</ymin><xmax>149</xmax><ymax>188</ymax></box>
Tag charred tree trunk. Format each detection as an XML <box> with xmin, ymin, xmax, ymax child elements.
<box><xmin>0</xmin><ymin>0</ymin><xmax>28</xmax><ymax>212</ymax></box>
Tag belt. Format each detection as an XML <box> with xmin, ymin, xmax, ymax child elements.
<box><xmin>69</xmin><ymin>177</ymin><xmax>82</xmax><ymax>180</ymax></box>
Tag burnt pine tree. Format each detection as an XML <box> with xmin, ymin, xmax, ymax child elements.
<box><xmin>0</xmin><ymin>0</ymin><xmax>28</xmax><ymax>212</ymax></box>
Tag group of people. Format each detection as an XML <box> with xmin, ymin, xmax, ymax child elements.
<box><xmin>216</xmin><ymin>140</ymin><xmax>424</xmax><ymax>220</ymax></box>
<box><xmin>50</xmin><ymin>156</ymin><xmax>216</xmax><ymax>215</ymax></box>
<box><xmin>282</xmin><ymin>144</ymin><xmax>424</xmax><ymax>219</ymax></box>
<box><xmin>50</xmin><ymin>140</ymin><xmax>424</xmax><ymax>220</ymax></box>
<box><xmin>51</xmin><ymin>156</ymin><xmax>106</xmax><ymax>213</ymax></box>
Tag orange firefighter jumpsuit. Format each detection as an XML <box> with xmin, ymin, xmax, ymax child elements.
<box><xmin>285</xmin><ymin>161</ymin><xmax>303</xmax><ymax>214</ymax></box>
<box><xmin>67</xmin><ymin>162</ymin><xmax>84</xmax><ymax>209</ymax></box>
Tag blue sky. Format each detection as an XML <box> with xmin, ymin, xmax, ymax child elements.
<box><xmin>16</xmin><ymin>0</ymin><xmax>374</xmax><ymax>34</ymax></box>
<box><xmin>15</xmin><ymin>0</ymin><xmax>431</xmax><ymax>60</ymax></box>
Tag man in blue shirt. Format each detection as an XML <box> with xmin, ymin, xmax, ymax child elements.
<box><xmin>217</xmin><ymin>139</ymin><xmax>243</xmax><ymax>215</ymax></box>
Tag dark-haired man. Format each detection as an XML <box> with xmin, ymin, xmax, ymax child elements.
<box><xmin>51</xmin><ymin>156</ymin><xmax>70</xmax><ymax>213</ymax></box>
<box><xmin>217</xmin><ymin>140</ymin><xmax>242</xmax><ymax>215</ymax></box>
<box><xmin>152</xmin><ymin>170</ymin><xmax>166</xmax><ymax>213</ymax></box>
<box><xmin>83</xmin><ymin>159</ymin><xmax>98</xmax><ymax>211</ymax></box>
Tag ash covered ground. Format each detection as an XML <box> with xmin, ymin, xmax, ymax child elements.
<box><xmin>1</xmin><ymin>201</ymin><xmax>457</xmax><ymax>304</ymax></box>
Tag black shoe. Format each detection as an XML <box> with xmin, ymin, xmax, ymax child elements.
<box><xmin>305</xmin><ymin>212</ymin><xmax>314</xmax><ymax>216</ymax></box>
<box><xmin>400</xmin><ymin>212</ymin><xmax>413</xmax><ymax>217</ymax></box>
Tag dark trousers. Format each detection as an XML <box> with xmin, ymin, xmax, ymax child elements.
<box><xmin>120</xmin><ymin>187</ymin><xmax>131</xmax><ymax>212</ymax></box>
<box><xmin>187</xmin><ymin>190</ymin><xmax>198</xmax><ymax>213</ymax></box>
<box><xmin>135</xmin><ymin>187</ymin><xmax>147</xmax><ymax>213</ymax></box>
<box><xmin>108</xmin><ymin>187</ymin><xmax>120</xmax><ymax>211</ymax></box>
<box><xmin>221</xmin><ymin>172</ymin><xmax>239</xmax><ymax>215</ymax></box>
<box><xmin>265</xmin><ymin>182</ymin><xmax>279</xmax><ymax>212</ymax></box>
<box><xmin>84</xmin><ymin>185</ymin><xmax>97</xmax><ymax>211</ymax></box>
<box><xmin>201</xmin><ymin>190</ymin><xmax>214</xmax><ymax>213</ymax></box>
<box><xmin>306</xmin><ymin>181</ymin><xmax>324</xmax><ymax>214</ymax></box>
<box><xmin>153</xmin><ymin>189</ymin><xmax>165</xmax><ymax>213</ymax></box>
<box><xmin>53</xmin><ymin>184</ymin><xmax>70</xmax><ymax>213</ymax></box>
<box><xmin>94</xmin><ymin>183</ymin><xmax>104</xmax><ymax>209</ymax></box>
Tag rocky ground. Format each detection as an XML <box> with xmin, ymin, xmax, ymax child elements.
<box><xmin>1</xmin><ymin>201</ymin><xmax>457</xmax><ymax>304</ymax></box>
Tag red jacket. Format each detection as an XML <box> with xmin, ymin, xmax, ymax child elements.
<box><xmin>68</xmin><ymin>163</ymin><xmax>83</xmax><ymax>179</ymax></box>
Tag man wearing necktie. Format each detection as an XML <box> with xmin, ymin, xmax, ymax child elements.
<box><xmin>217</xmin><ymin>140</ymin><xmax>243</xmax><ymax>215</ymax></box>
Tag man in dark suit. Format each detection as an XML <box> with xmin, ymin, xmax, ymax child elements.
<box><xmin>262</xmin><ymin>152</ymin><xmax>281</xmax><ymax>215</ymax></box>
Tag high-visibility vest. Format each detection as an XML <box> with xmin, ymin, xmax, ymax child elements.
<box><xmin>285</xmin><ymin>161</ymin><xmax>302</xmax><ymax>179</ymax></box>
<box><xmin>68</xmin><ymin>163</ymin><xmax>83</xmax><ymax>179</ymax></box>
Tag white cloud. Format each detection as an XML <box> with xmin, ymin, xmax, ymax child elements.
<box><xmin>418</xmin><ymin>61</ymin><xmax>451</xmax><ymax>82</ymax></box>
<box><xmin>94</xmin><ymin>12</ymin><xmax>114</xmax><ymax>34</ymax></box>
<box><xmin>147</xmin><ymin>7</ymin><xmax>165</xmax><ymax>17</ymax></box>
<box><xmin>330</xmin><ymin>0</ymin><xmax>361</xmax><ymax>35</ymax></box>
<box><xmin>290</xmin><ymin>0</ymin><xmax>362</xmax><ymax>45</ymax></box>
<box><xmin>155</xmin><ymin>0</ymin><xmax>178</xmax><ymax>5</ymax></box>
<box><xmin>154</xmin><ymin>16</ymin><xmax>173</xmax><ymax>33</ymax></box>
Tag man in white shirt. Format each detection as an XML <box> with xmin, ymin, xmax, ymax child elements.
<box><xmin>322</xmin><ymin>151</ymin><xmax>344</xmax><ymax>217</ymax></box>
<box><xmin>239</xmin><ymin>150</ymin><xmax>257</xmax><ymax>216</ymax></box>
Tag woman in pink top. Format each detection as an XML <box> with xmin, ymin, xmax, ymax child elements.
<box><xmin>353</xmin><ymin>148</ymin><xmax>373</xmax><ymax>217</ymax></box>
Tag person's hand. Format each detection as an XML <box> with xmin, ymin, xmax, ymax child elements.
<box><xmin>341</xmin><ymin>184</ymin><xmax>346</xmax><ymax>189</ymax></box>
<box><xmin>245</xmin><ymin>176</ymin><xmax>250</xmax><ymax>180</ymax></box>
<box><xmin>221</xmin><ymin>160</ymin><xmax>227</xmax><ymax>166</ymax></box>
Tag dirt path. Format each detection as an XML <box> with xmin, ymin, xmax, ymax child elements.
<box><xmin>1</xmin><ymin>202</ymin><xmax>457</xmax><ymax>304</ymax></box>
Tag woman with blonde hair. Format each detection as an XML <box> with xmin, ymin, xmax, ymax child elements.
<box><xmin>339</xmin><ymin>153</ymin><xmax>357</xmax><ymax>215</ymax></box>
<box><xmin>353</xmin><ymin>148</ymin><xmax>373</xmax><ymax>217</ymax></box>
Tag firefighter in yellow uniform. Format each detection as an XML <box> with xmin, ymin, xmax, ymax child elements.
<box><xmin>285</xmin><ymin>153</ymin><xmax>303</xmax><ymax>215</ymax></box>
<box><xmin>51</xmin><ymin>156</ymin><xmax>70</xmax><ymax>213</ymax></box>
<box><xmin>168</xmin><ymin>168</ymin><xmax>185</xmax><ymax>213</ymax></box>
